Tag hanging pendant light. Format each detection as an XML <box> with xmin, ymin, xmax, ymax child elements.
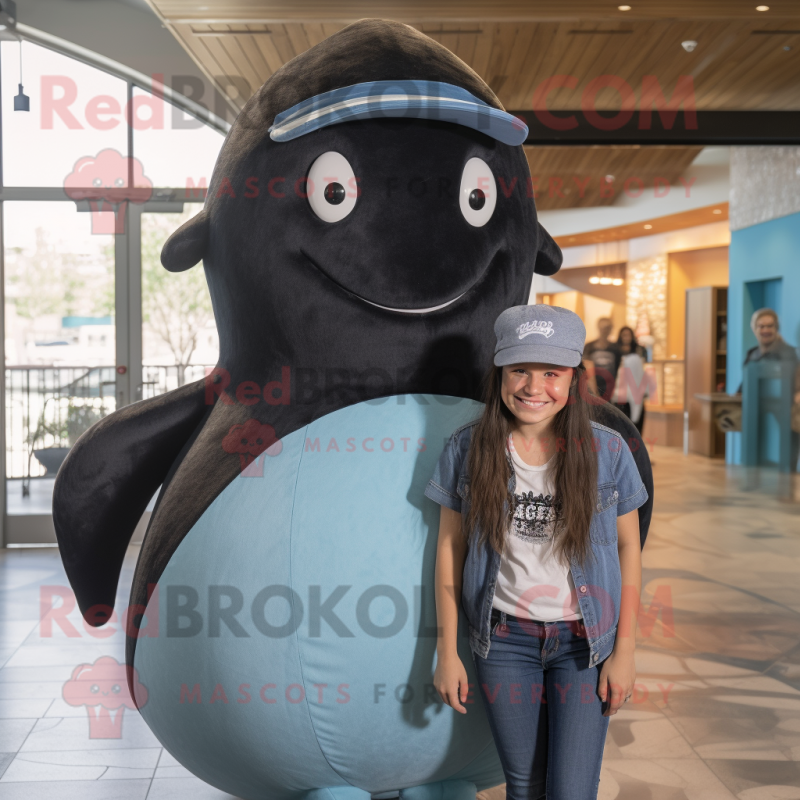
<box><xmin>14</xmin><ymin>38</ymin><xmax>29</xmax><ymax>111</ymax></box>
<box><xmin>589</xmin><ymin>265</ymin><xmax>625</xmax><ymax>287</ymax></box>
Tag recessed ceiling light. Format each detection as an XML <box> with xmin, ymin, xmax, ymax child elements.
<box><xmin>756</xmin><ymin>4</ymin><xmax>769</xmax><ymax>9</ymax></box>
<box><xmin>599</xmin><ymin>277</ymin><xmax>613</xmax><ymax>285</ymax></box>
<box><xmin>612</xmin><ymin>278</ymin><xmax>624</xmax><ymax>286</ymax></box>
<box><xmin>644</xmin><ymin>224</ymin><xmax>653</xmax><ymax>229</ymax></box>
<box><xmin>589</xmin><ymin>276</ymin><xmax>601</xmax><ymax>284</ymax></box>
<box><xmin>605</xmin><ymin>174</ymin><xmax>615</xmax><ymax>181</ymax></box>
<box><xmin>713</xmin><ymin>208</ymin><xmax>722</xmax><ymax>214</ymax></box>
<box><xmin>618</xmin><ymin>5</ymin><xmax>632</xmax><ymax>10</ymax></box>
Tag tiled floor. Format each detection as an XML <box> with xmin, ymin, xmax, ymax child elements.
<box><xmin>1</xmin><ymin>446</ymin><xmax>799</xmax><ymax>798</ymax></box>
<box><xmin>5</xmin><ymin>479</ymin><xmax>56</xmax><ymax>516</ymax></box>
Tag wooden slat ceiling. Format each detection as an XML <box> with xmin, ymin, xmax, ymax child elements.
<box><xmin>147</xmin><ymin>2</ymin><xmax>800</xmax><ymax>23</ymax></box>
<box><xmin>144</xmin><ymin>2</ymin><xmax>800</xmax><ymax>115</ymax></box>
<box><xmin>163</xmin><ymin>20</ymin><xmax>800</xmax><ymax>113</ymax></box>
<box><xmin>524</xmin><ymin>145</ymin><xmax>703</xmax><ymax>210</ymax></box>
<box><xmin>145</xmin><ymin>2</ymin><xmax>795</xmax><ymax>211</ymax></box>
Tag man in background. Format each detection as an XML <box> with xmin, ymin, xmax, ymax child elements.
<box><xmin>736</xmin><ymin>308</ymin><xmax>800</xmax><ymax>471</ymax></box>
<box><xmin>736</xmin><ymin>309</ymin><xmax>800</xmax><ymax>396</ymax></box>
<box><xmin>584</xmin><ymin>316</ymin><xmax>621</xmax><ymax>401</ymax></box>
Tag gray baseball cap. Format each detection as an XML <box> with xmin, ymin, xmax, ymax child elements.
<box><xmin>494</xmin><ymin>305</ymin><xmax>586</xmax><ymax>368</ymax></box>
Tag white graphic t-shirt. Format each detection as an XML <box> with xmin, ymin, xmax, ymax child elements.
<box><xmin>492</xmin><ymin>436</ymin><xmax>583</xmax><ymax>622</ymax></box>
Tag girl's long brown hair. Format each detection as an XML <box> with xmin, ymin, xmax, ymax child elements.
<box><xmin>464</xmin><ymin>362</ymin><xmax>598</xmax><ymax>570</ymax></box>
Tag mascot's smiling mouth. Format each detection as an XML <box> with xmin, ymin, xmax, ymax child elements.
<box><xmin>300</xmin><ymin>249</ymin><xmax>498</xmax><ymax>315</ymax></box>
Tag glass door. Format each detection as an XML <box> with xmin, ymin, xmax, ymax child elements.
<box><xmin>139</xmin><ymin>204</ymin><xmax>217</xmax><ymax>400</ymax></box>
<box><xmin>0</xmin><ymin>39</ymin><xmax>223</xmax><ymax>545</ymax></box>
<box><xmin>1</xmin><ymin>200</ymin><xmax>215</xmax><ymax>543</ymax></box>
<box><xmin>3</xmin><ymin>201</ymin><xmax>116</xmax><ymax>535</ymax></box>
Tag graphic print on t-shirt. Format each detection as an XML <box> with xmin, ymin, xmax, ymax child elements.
<box><xmin>512</xmin><ymin>490</ymin><xmax>559</xmax><ymax>542</ymax></box>
<box><xmin>494</xmin><ymin>435</ymin><xmax>582</xmax><ymax>622</ymax></box>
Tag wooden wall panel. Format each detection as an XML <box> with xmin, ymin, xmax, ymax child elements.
<box><xmin>668</xmin><ymin>247</ymin><xmax>729</xmax><ymax>361</ymax></box>
<box><xmin>686</xmin><ymin>287</ymin><xmax>715</xmax><ymax>456</ymax></box>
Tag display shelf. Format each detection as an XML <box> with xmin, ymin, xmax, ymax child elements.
<box><xmin>686</xmin><ymin>285</ymin><xmax>728</xmax><ymax>458</ymax></box>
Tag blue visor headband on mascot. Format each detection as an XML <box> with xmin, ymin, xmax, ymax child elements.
<box><xmin>268</xmin><ymin>79</ymin><xmax>529</xmax><ymax>145</ymax></box>
<box><xmin>52</xmin><ymin>18</ymin><xmax>652</xmax><ymax>800</ymax></box>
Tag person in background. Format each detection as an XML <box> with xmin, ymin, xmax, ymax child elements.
<box><xmin>616</xmin><ymin>326</ymin><xmax>647</xmax><ymax>361</ymax></box>
<box><xmin>584</xmin><ymin>317</ymin><xmax>621</xmax><ymax>402</ymax></box>
<box><xmin>613</xmin><ymin>326</ymin><xmax>648</xmax><ymax>435</ymax></box>
<box><xmin>736</xmin><ymin>309</ymin><xmax>800</xmax><ymax>396</ymax></box>
<box><xmin>736</xmin><ymin>308</ymin><xmax>800</xmax><ymax>471</ymax></box>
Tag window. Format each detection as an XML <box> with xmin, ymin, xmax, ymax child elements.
<box><xmin>1</xmin><ymin>38</ymin><xmax>225</xmax><ymax>529</ymax></box>
<box><xmin>132</xmin><ymin>86</ymin><xmax>223</xmax><ymax>190</ymax></box>
<box><xmin>2</xmin><ymin>42</ymin><xmax>128</xmax><ymax>187</ymax></box>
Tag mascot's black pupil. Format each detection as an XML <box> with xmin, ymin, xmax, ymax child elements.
<box><xmin>324</xmin><ymin>183</ymin><xmax>346</xmax><ymax>205</ymax></box>
<box><xmin>469</xmin><ymin>189</ymin><xmax>486</xmax><ymax>210</ymax></box>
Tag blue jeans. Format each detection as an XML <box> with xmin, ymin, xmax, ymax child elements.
<box><xmin>471</xmin><ymin>609</ymin><xmax>610</xmax><ymax>800</ymax></box>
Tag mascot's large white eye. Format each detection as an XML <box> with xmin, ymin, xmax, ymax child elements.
<box><xmin>459</xmin><ymin>157</ymin><xmax>497</xmax><ymax>227</ymax></box>
<box><xmin>307</xmin><ymin>151</ymin><xmax>358</xmax><ymax>223</ymax></box>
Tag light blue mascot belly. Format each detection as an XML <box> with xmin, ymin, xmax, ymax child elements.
<box><xmin>134</xmin><ymin>395</ymin><xmax>504</xmax><ymax>799</ymax></box>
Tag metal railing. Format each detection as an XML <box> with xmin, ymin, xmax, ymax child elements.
<box><xmin>5</xmin><ymin>365</ymin><xmax>213</xmax><ymax>481</ymax></box>
<box><xmin>140</xmin><ymin>364</ymin><xmax>212</xmax><ymax>400</ymax></box>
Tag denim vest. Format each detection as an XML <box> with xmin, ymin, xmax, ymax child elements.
<box><xmin>424</xmin><ymin>420</ymin><xmax>648</xmax><ymax>669</ymax></box>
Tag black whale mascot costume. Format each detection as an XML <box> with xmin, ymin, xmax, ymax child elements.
<box><xmin>54</xmin><ymin>19</ymin><xmax>653</xmax><ymax>800</ymax></box>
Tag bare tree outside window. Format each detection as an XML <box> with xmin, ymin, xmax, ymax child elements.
<box><xmin>141</xmin><ymin>208</ymin><xmax>217</xmax><ymax>384</ymax></box>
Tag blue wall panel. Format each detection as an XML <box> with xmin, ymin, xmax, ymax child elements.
<box><xmin>726</xmin><ymin>210</ymin><xmax>800</xmax><ymax>464</ymax></box>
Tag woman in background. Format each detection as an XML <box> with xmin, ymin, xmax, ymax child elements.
<box><xmin>613</xmin><ymin>326</ymin><xmax>648</xmax><ymax>434</ymax></box>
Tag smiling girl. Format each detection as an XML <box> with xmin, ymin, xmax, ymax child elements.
<box><xmin>425</xmin><ymin>304</ymin><xmax>648</xmax><ymax>800</ymax></box>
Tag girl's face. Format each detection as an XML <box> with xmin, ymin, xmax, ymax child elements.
<box><xmin>620</xmin><ymin>329</ymin><xmax>633</xmax><ymax>345</ymax></box>
<box><xmin>501</xmin><ymin>363</ymin><xmax>573</xmax><ymax>426</ymax></box>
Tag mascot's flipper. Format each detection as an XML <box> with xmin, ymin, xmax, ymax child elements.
<box><xmin>53</xmin><ymin>378</ymin><xmax>210</xmax><ymax>622</ymax></box>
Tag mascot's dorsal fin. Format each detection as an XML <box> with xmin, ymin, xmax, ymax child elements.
<box><xmin>53</xmin><ymin>379</ymin><xmax>210</xmax><ymax>622</ymax></box>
